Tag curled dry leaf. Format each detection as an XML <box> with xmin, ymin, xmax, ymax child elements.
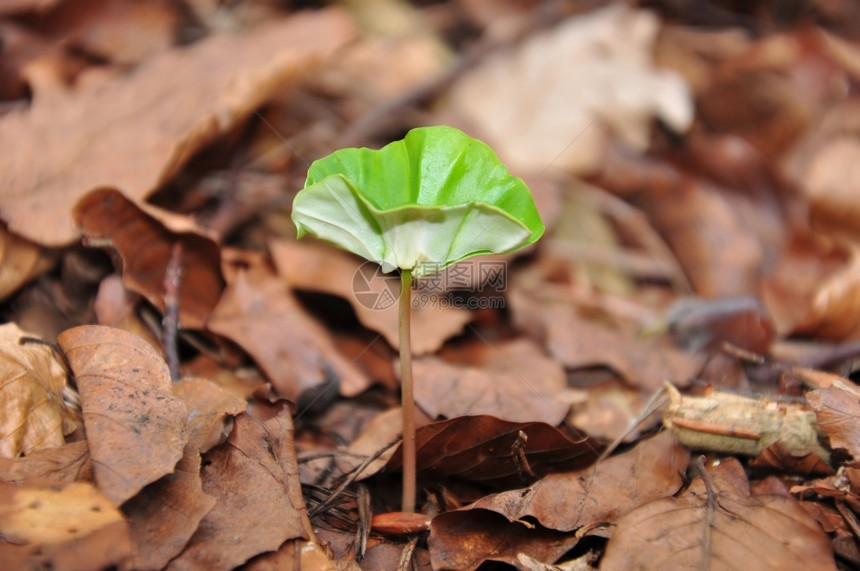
<box><xmin>207</xmin><ymin>261</ymin><xmax>368</xmax><ymax>402</ymax></box>
<box><xmin>0</xmin><ymin>322</ymin><xmax>78</xmax><ymax>458</ymax></box>
<box><xmin>270</xmin><ymin>238</ymin><xmax>472</xmax><ymax>355</ymax></box>
<box><xmin>381</xmin><ymin>415</ymin><xmax>602</xmax><ymax>488</ymax></box>
<box><xmin>0</xmin><ymin>225</ymin><xmax>58</xmax><ymax>301</ymax></box>
<box><xmin>806</xmin><ymin>380</ymin><xmax>860</xmax><ymax>465</ymax></box>
<box><xmin>663</xmin><ymin>383</ymin><xmax>829</xmax><ymax>461</ymax></box>
<box><xmin>601</xmin><ymin>458</ymin><xmax>836</xmax><ymax>571</ymax></box>
<box><xmin>0</xmin><ymin>479</ymin><xmax>132</xmax><ymax>570</ymax></box>
<box><xmin>75</xmin><ymin>188</ymin><xmax>223</xmax><ymax>330</ymax></box>
<box><xmin>429</xmin><ymin>509</ymin><xmax>578</xmax><ymax>571</ymax></box>
<box><xmin>413</xmin><ymin>338</ymin><xmax>574</xmax><ymax>425</ymax></box>
<box><xmin>0</xmin><ymin>9</ymin><xmax>354</xmax><ymax>246</ymax></box>
<box><xmin>449</xmin><ymin>4</ymin><xmax>692</xmax><ymax>174</ymax></box>
<box><xmin>57</xmin><ymin>325</ymin><xmax>188</xmax><ymax>506</ymax></box>
<box><xmin>168</xmin><ymin>403</ymin><xmax>311</xmax><ymax>570</ymax></box>
<box><xmin>467</xmin><ymin>431</ymin><xmax>689</xmax><ymax>532</ymax></box>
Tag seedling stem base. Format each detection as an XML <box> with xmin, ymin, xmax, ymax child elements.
<box><xmin>399</xmin><ymin>269</ymin><xmax>416</xmax><ymax>512</ymax></box>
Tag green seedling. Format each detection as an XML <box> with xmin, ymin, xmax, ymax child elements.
<box><xmin>292</xmin><ymin>126</ymin><xmax>544</xmax><ymax>512</ymax></box>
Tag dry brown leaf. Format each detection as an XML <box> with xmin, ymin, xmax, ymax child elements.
<box><xmin>0</xmin><ymin>0</ymin><xmax>60</xmax><ymax>17</ymax></box>
<box><xmin>0</xmin><ymin>440</ymin><xmax>91</xmax><ymax>485</ymax></box>
<box><xmin>244</xmin><ymin>538</ymin><xmax>339</xmax><ymax>571</ymax></box>
<box><xmin>270</xmin><ymin>238</ymin><xmax>472</xmax><ymax>355</ymax></box>
<box><xmin>0</xmin><ymin>225</ymin><xmax>58</xmax><ymax>301</ymax></box>
<box><xmin>601</xmin><ymin>458</ymin><xmax>836</xmax><ymax>571</ymax></box>
<box><xmin>0</xmin><ymin>21</ymin><xmax>55</xmax><ymax>100</ymax></box>
<box><xmin>122</xmin><ymin>453</ymin><xmax>216</xmax><ymax>571</ymax></box>
<box><xmin>511</xmin><ymin>290</ymin><xmax>699</xmax><ymax>391</ymax></box>
<box><xmin>37</xmin><ymin>0</ymin><xmax>179</xmax><ymax>65</ymax></box>
<box><xmin>449</xmin><ymin>4</ymin><xmax>692</xmax><ymax>174</ymax></box>
<box><xmin>168</xmin><ymin>403</ymin><xmax>311</xmax><ymax>570</ymax></box>
<box><xmin>93</xmin><ymin>273</ymin><xmax>163</xmax><ymax>351</ymax></box>
<box><xmin>413</xmin><ymin>338</ymin><xmax>574</xmax><ymax>425</ymax></box>
<box><xmin>0</xmin><ymin>479</ymin><xmax>132</xmax><ymax>570</ymax></box>
<box><xmin>429</xmin><ymin>509</ymin><xmax>578</xmax><ymax>571</ymax></box>
<box><xmin>180</xmin><ymin>353</ymin><xmax>267</xmax><ymax>402</ymax></box>
<box><xmin>207</xmin><ymin>258</ymin><xmax>368</xmax><ymax>402</ymax></box>
<box><xmin>381</xmin><ymin>415</ymin><xmax>602</xmax><ymax>488</ymax></box>
<box><xmin>759</xmin><ymin>235</ymin><xmax>850</xmax><ymax>337</ymax></box>
<box><xmin>173</xmin><ymin>378</ymin><xmax>247</xmax><ymax>454</ymax></box>
<box><xmin>806</xmin><ymin>380</ymin><xmax>860</xmax><ymax>465</ymax></box>
<box><xmin>120</xmin><ymin>379</ymin><xmax>244</xmax><ymax>570</ymax></box>
<box><xmin>567</xmin><ymin>380</ymin><xmax>654</xmax><ymax>442</ymax></box>
<box><xmin>468</xmin><ymin>432</ymin><xmax>688</xmax><ymax>532</ymax></box>
<box><xmin>0</xmin><ymin>9</ymin><xmax>354</xmax><ymax>246</ymax></box>
<box><xmin>75</xmin><ymin>188</ymin><xmax>224</xmax><ymax>330</ymax></box>
<box><xmin>594</xmin><ymin>149</ymin><xmax>775</xmax><ymax>299</ymax></box>
<box><xmin>0</xmin><ymin>322</ymin><xmax>77</xmax><ymax>458</ymax></box>
<box><xmin>57</xmin><ymin>325</ymin><xmax>188</xmax><ymax>505</ymax></box>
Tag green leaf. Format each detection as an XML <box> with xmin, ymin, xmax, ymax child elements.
<box><xmin>291</xmin><ymin>126</ymin><xmax>544</xmax><ymax>277</ymax></box>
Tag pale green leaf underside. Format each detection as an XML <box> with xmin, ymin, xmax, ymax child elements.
<box><xmin>291</xmin><ymin>126</ymin><xmax>544</xmax><ymax>277</ymax></box>
<box><xmin>292</xmin><ymin>174</ymin><xmax>530</xmax><ymax>277</ymax></box>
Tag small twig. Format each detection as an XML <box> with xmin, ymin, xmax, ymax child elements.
<box><xmin>162</xmin><ymin>242</ymin><xmax>183</xmax><ymax>381</ymax></box>
<box><xmin>19</xmin><ymin>336</ymin><xmax>75</xmax><ymax>388</ymax></box>
<box><xmin>511</xmin><ymin>430</ymin><xmax>536</xmax><ymax>482</ymax></box>
<box><xmin>575</xmin><ymin>183</ymin><xmax>693</xmax><ymax>294</ymax></box>
<box><xmin>308</xmin><ymin>435</ymin><xmax>401</xmax><ymax>519</ymax></box>
<box><xmin>696</xmin><ymin>456</ymin><xmax>715</xmax><ymax>571</ymax></box>
<box><xmin>356</xmin><ymin>484</ymin><xmax>371</xmax><ymax>561</ymax></box>
<box><xmin>396</xmin><ymin>535</ymin><xmax>419</xmax><ymax>571</ymax></box>
<box><xmin>597</xmin><ymin>385</ymin><xmax>670</xmax><ymax>463</ymax></box>
<box><xmin>835</xmin><ymin>500</ymin><xmax>860</xmax><ymax>540</ymax></box>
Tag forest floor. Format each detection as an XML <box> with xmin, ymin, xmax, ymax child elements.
<box><xmin>1</xmin><ymin>1</ymin><xmax>860</xmax><ymax>569</ymax></box>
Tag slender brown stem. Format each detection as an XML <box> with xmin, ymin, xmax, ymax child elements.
<box><xmin>399</xmin><ymin>269</ymin><xmax>416</xmax><ymax>513</ymax></box>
